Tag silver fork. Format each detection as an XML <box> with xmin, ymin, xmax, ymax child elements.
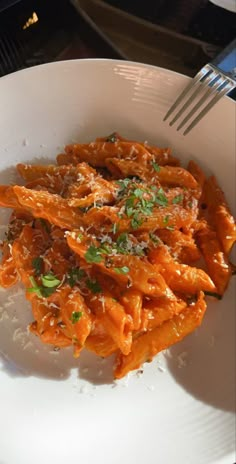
<box><xmin>164</xmin><ymin>39</ymin><xmax>236</xmax><ymax>136</ymax></box>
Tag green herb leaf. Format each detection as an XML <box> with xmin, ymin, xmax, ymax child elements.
<box><xmin>70</xmin><ymin>311</ymin><xmax>83</xmax><ymax>324</ymax></box>
<box><xmin>117</xmin><ymin>233</ymin><xmax>128</xmax><ymax>247</ymax></box>
<box><xmin>133</xmin><ymin>188</ymin><xmax>143</xmax><ymax>198</ymax></box>
<box><xmin>86</xmin><ymin>279</ymin><xmax>102</xmax><ymax>293</ymax></box>
<box><xmin>114</xmin><ymin>266</ymin><xmax>130</xmax><ymax>274</ymax></box>
<box><xmin>106</xmin><ymin>132</ymin><xmax>117</xmax><ymax>143</ymax></box>
<box><xmin>99</xmin><ymin>243</ymin><xmax>112</xmax><ymax>255</ymax></box>
<box><xmin>85</xmin><ymin>245</ymin><xmax>103</xmax><ymax>263</ymax></box>
<box><xmin>116</xmin><ymin>178</ymin><xmax>131</xmax><ymax>192</ymax></box>
<box><xmin>41</xmin><ymin>273</ymin><xmax>61</xmax><ymax>288</ymax></box>
<box><xmin>166</xmin><ymin>225</ymin><xmax>175</xmax><ymax>231</ymax></box>
<box><xmin>40</xmin><ymin>287</ymin><xmax>58</xmax><ymax>298</ymax></box>
<box><xmin>125</xmin><ymin>195</ymin><xmax>136</xmax><ymax>208</ymax></box>
<box><xmin>155</xmin><ymin>188</ymin><xmax>168</xmax><ymax>207</ymax></box>
<box><xmin>68</xmin><ymin>268</ymin><xmax>85</xmax><ymax>287</ymax></box>
<box><xmin>27</xmin><ymin>276</ymin><xmax>42</xmax><ymax>297</ymax></box>
<box><xmin>27</xmin><ymin>275</ymin><xmax>60</xmax><ymax>298</ymax></box>
<box><xmin>149</xmin><ymin>232</ymin><xmax>160</xmax><ymax>244</ymax></box>
<box><xmin>163</xmin><ymin>215</ymin><xmax>169</xmax><ymax>226</ymax></box>
<box><xmin>32</xmin><ymin>257</ymin><xmax>43</xmax><ymax>276</ymax></box>
<box><xmin>152</xmin><ymin>161</ymin><xmax>161</xmax><ymax>172</ymax></box>
<box><xmin>131</xmin><ymin>213</ymin><xmax>143</xmax><ymax>230</ymax></box>
<box><xmin>172</xmin><ymin>194</ymin><xmax>184</xmax><ymax>204</ymax></box>
<box><xmin>126</xmin><ymin>206</ymin><xmax>134</xmax><ymax>218</ymax></box>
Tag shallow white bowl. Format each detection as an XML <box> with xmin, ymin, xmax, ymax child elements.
<box><xmin>0</xmin><ymin>60</ymin><xmax>235</xmax><ymax>464</ymax></box>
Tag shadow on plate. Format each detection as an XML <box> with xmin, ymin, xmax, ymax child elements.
<box><xmin>0</xmin><ymin>346</ymin><xmax>115</xmax><ymax>386</ymax></box>
<box><xmin>166</xmin><ymin>292</ymin><xmax>236</xmax><ymax>414</ymax></box>
<box><xmin>0</xmin><ymin>286</ymin><xmax>114</xmax><ymax>386</ymax></box>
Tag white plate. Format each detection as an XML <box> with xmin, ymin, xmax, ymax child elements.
<box><xmin>209</xmin><ymin>0</ymin><xmax>236</xmax><ymax>13</ymax></box>
<box><xmin>0</xmin><ymin>60</ymin><xmax>235</xmax><ymax>464</ymax></box>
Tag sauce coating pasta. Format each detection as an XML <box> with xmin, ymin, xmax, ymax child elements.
<box><xmin>0</xmin><ymin>132</ymin><xmax>235</xmax><ymax>378</ymax></box>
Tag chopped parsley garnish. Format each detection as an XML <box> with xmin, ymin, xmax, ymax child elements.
<box><xmin>27</xmin><ymin>276</ymin><xmax>43</xmax><ymax>298</ymax></box>
<box><xmin>68</xmin><ymin>268</ymin><xmax>85</xmax><ymax>287</ymax></box>
<box><xmin>149</xmin><ymin>232</ymin><xmax>160</xmax><ymax>244</ymax></box>
<box><xmin>163</xmin><ymin>215</ymin><xmax>169</xmax><ymax>226</ymax></box>
<box><xmin>85</xmin><ymin>242</ymin><xmax>115</xmax><ymax>264</ymax></box>
<box><xmin>125</xmin><ymin>195</ymin><xmax>135</xmax><ymax>210</ymax></box>
<box><xmin>172</xmin><ymin>194</ymin><xmax>183</xmax><ymax>204</ymax></box>
<box><xmin>114</xmin><ymin>266</ymin><xmax>130</xmax><ymax>274</ymax></box>
<box><xmin>116</xmin><ymin>178</ymin><xmax>131</xmax><ymax>193</ymax></box>
<box><xmin>99</xmin><ymin>243</ymin><xmax>113</xmax><ymax>255</ymax></box>
<box><xmin>154</xmin><ymin>188</ymin><xmax>168</xmax><ymax>207</ymax></box>
<box><xmin>27</xmin><ymin>274</ymin><xmax>61</xmax><ymax>298</ymax></box>
<box><xmin>110</xmin><ymin>233</ymin><xmax>145</xmax><ymax>256</ymax></box>
<box><xmin>151</xmin><ymin>161</ymin><xmax>161</xmax><ymax>172</ymax></box>
<box><xmin>116</xmin><ymin>182</ymin><xmax>168</xmax><ymax>230</ymax></box>
<box><xmin>40</xmin><ymin>287</ymin><xmax>58</xmax><ymax>298</ymax></box>
<box><xmin>117</xmin><ymin>233</ymin><xmax>128</xmax><ymax>249</ymax></box>
<box><xmin>41</xmin><ymin>273</ymin><xmax>61</xmax><ymax>288</ymax></box>
<box><xmin>106</xmin><ymin>132</ymin><xmax>117</xmax><ymax>143</ymax></box>
<box><xmin>70</xmin><ymin>311</ymin><xmax>83</xmax><ymax>324</ymax></box>
<box><xmin>86</xmin><ymin>279</ymin><xmax>102</xmax><ymax>293</ymax></box>
<box><xmin>32</xmin><ymin>257</ymin><xmax>43</xmax><ymax>276</ymax></box>
<box><xmin>166</xmin><ymin>225</ymin><xmax>175</xmax><ymax>231</ymax></box>
<box><xmin>131</xmin><ymin>214</ymin><xmax>144</xmax><ymax>230</ymax></box>
<box><xmin>133</xmin><ymin>188</ymin><xmax>143</xmax><ymax>198</ymax></box>
<box><xmin>85</xmin><ymin>245</ymin><xmax>103</xmax><ymax>263</ymax></box>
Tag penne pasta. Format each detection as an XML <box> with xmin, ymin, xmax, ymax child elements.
<box><xmin>196</xmin><ymin>225</ymin><xmax>231</xmax><ymax>295</ymax></box>
<box><xmin>0</xmin><ymin>132</ymin><xmax>234</xmax><ymax>378</ymax></box>
<box><xmin>64</xmin><ymin>141</ymin><xmax>152</xmax><ymax>166</ymax></box>
<box><xmin>12</xmin><ymin>186</ymin><xmax>84</xmax><ymax>230</ymax></box>
<box><xmin>141</xmin><ymin>296</ymin><xmax>187</xmax><ymax>331</ymax></box>
<box><xmin>105</xmin><ymin>158</ymin><xmax>198</xmax><ymax>189</ymax></box>
<box><xmin>115</xmin><ymin>292</ymin><xmax>206</xmax><ymax>378</ymax></box>
<box><xmin>203</xmin><ymin>176</ymin><xmax>236</xmax><ymax>255</ymax></box>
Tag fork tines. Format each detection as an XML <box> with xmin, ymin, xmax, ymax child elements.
<box><xmin>164</xmin><ymin>64</ymin><xmax>236</xmax><ymax>136</ymax></box>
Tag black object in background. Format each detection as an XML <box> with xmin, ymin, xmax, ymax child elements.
<box><xmin>186</xmin><ymin>1</ymin><xmax>236</xmax><ymax>47</ymax></box>
<box><xmin>103</xmin><ymin>0</ymin><xmax>168</xmax><ymax>22</ymax></box>
<box><xmin>105</xmin><ymin>0</ymin><xmax>236</xmax><ymax>47</ymax></box>
<box><xmin>0</xmin><ymin>0</ymin><xmax>125</xmax><ymax>77</ymax></box>
<box><xmin>0</xmin><ymin>0</ymin><xmax>21</xmax><ymax>12</ymax></box>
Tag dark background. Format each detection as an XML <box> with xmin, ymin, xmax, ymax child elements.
<box><xmin>0</xmin><ymin>0</ymin><xmax>235</xmax><ymax>79</ymax></box>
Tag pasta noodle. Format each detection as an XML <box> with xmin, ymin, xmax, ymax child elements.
<box><xmin>0</xmin><ymin>132</ymin><xmax>235</xmax><ymax>378</ymax></box>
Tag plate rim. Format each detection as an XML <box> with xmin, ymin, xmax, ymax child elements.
<box><xmin>0</xmin><ymin>57</ymin><xmax>235</xmax><ymax>464</ymax></box>
<box><xmin>0</xmin><ymin>58</ymin><xmax>235</xmax><ymax>108</ymax></box>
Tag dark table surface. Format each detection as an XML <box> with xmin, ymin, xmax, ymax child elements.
<box><xmin>0</xmin><ymin>0</ymin><xmax>235</xmax><ymax>102</ymax></box>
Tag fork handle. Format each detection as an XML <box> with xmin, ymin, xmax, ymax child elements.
<box><xmin>211</xmin><ymin>38</ymin><xmax>236</xmax><ymax>79</ymax></box>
